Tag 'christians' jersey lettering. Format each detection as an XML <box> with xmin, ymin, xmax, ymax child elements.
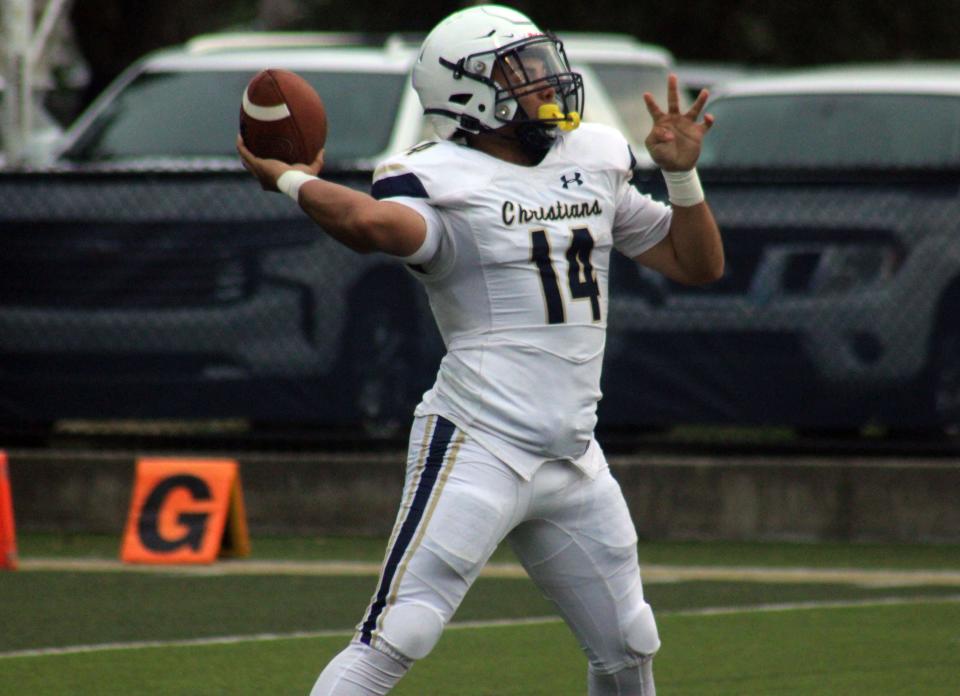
<box><xmin>501</xmin><ymin>198</ymin><xmax>602</xmax><ymax>226</ymax></box>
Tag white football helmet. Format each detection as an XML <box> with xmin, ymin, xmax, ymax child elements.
<box><xmin>412</xmin><ymin>5</ymin><xmax>583</xmax><ymax>141</ymax></box>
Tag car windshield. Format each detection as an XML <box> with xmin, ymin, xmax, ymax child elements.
<box><xmin>583</xmin><ymin>62</ymin><xmax>669</xmax><ymax>146</ymax></box>
<box><xmin>64</xmin><ymin>69</ymin><xmax>407</xmax><ymax>163</ymax></box>
<box><xmin>699</xmin><ymin>93</ymin><xmax>960</xmax><ymax>169</ymax></box>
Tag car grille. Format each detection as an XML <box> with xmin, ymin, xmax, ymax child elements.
<box><xmin>1</xmin><ymin>222</ymin><xmax>250</xmax><ymax>308</ymax></box>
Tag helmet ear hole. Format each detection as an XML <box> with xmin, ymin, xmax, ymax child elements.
<box><xmin>449</xmin><ymin>93</ymin><xmax>473</xmax><ymax>105</ymax></box>
<box><xmin>459</xmin><ymin>115</ymin><xmax>482</xmax><ymax>131</ymax></box>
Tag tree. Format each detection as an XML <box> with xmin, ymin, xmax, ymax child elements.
<box><xmin>69</xmin><ymin>0</ymin><xmax>257</xmax><ymax>109</ymax></box>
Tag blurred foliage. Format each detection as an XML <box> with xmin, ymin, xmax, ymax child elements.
<box><xmin>67</xmin><ymin>0</ymin><xmax>960</xmax><ymax>114</ymax></box>
<box><xmin>69</xmin><ymin>0</ymin><xmax>259</xmax><ymax>106</ymax></box>
<box><xmin>273</xmin><ymin>0</ymin><xmax>960</xmax><ymax>65</ymax></box>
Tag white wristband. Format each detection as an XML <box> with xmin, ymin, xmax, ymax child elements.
<box><xmin>662</xmin><ymin>168</ymin><xmax>705</xmax><ymax>207</ymax></box>
<box><xmin>277</xmin><ymin>170</ymin><xmax>319</xmax><ymax>202</ymax></box>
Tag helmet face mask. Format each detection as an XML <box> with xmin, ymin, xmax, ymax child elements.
<box><xmin>486</xmin><ymin>36</ymin><xmax>584</xmax><ymax>128</ymax></box>
<box><xmin>413</xmin><ymin>5</ymin><xmax>583</xmax><ymax>142</ymax></box>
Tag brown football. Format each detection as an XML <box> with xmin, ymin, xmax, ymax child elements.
<box><xmin>240</xmin><ymin>69</ymin><xmax>327</xmax><ymax>164</ymax></box>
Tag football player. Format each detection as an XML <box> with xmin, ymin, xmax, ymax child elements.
<box><xmin>238</xmin><ymin>4</ymin><xmax>722</xmax><ymax>695</ymax></box>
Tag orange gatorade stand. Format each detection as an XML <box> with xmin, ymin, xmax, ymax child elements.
<box><xmin>121</xmin><ymin>457</ymin><xmax>250</xmax><ymax>564</ymax></box>
<box><xmin>0</xmin><ymin>451</ymin><xmax>17</xmax><ymax>570</ymax></box>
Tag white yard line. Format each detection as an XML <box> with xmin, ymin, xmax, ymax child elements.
<box><xmin>2</xmin><ymin>595</ymin><xmax>959</xmax><ymax>661</ymax></box>
<box><xmin>18</xmin><ymin>557</ymin><xmax>960</xmax><ymax>587</ymax></box>
<box><xmin>640</xmin><ymin>565</ymin><xmax>960</xmax><ymax>587</ymax></box>
<box><xmin>666</xmin><ymin>594</ymin><xmax>960</xmax><ymax>616</ymax></box>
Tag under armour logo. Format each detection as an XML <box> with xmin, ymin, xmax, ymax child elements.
<box><xmin>561</xmin><ymin>172</ymin><xmax>583</xmax><ymax>189</ymax></box>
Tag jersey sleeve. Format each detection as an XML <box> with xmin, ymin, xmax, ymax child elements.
<box><xmin>612</xmin><ymin>182</ymin><xmax>672</xmax><ymax>258</ymax></box>
<box><xmin>609</xmin><ymin>134</ymin><xmax>672</xmax><ymax>258</ymax></box>
<box><xmin>371</xmin><ymin>144</ymin><xmax>453</xmax><ymax>275</ymax></box>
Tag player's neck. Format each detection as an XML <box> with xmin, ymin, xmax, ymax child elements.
<box><xmin>466</xmin><ymin>129</ymin><xmax>539</xmax><ymax>166</ymax></box>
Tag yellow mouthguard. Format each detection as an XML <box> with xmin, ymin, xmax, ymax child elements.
<box><xmin>537</xmin><ymin>104</ymin><xmax>581</xmax><ymax>131</ymax></box>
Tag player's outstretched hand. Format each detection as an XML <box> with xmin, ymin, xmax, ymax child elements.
<box><xmin>236</xmin><ymin>134</ymin><xmax>324</xmax><ymax>192</ymax></box>
<box><xmin>643</xmin><ymin>74</ymin><xmax>714</xmax><ymax>172</ymax></box>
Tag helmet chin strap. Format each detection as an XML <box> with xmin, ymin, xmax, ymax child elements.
<box><xmin>469</xmin><ymin>101</ymin><xmax>580</xmax><ymax>161</ymax></box>
<box><xmin>510</xmin><ymin>102</ymin><xmax>581</xmax><ymax>159</ymax></box>
<box><xmin>515</xmin><ymin>120</ymin><xmax>556</xmax><ymax>159</ymax></box>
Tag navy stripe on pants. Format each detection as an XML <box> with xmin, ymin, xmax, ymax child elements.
<box><xmin>359</xmin><ymin>416</ymin><xmax>456</xmax><ymax>645</ymax></box>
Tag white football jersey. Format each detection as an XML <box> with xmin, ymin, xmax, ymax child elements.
<box><xmin>372</xmin><ymin>123</ymin><xmax>671</xmax><ymax>479</ymax></box>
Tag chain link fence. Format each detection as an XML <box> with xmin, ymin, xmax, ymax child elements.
<box><xmin>1</xmin><ymin>168</ymin><xmax>958</xmax><ymax>449</ymax></box>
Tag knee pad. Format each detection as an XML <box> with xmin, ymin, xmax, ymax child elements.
<box><xmin>625</xmin><ymin>603</ymin><xmax>661</xmax><ymax>657</ymax></box>
<box><xmin>379</xmin><ymin>602</ymin><xmax>445</xmax><ymax>661</ymax></box>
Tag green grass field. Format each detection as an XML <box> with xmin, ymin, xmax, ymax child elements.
<box><xmin>2</xmin><ymin>533</ymin><xmax>958</xmax><ymax>695</ymax></box>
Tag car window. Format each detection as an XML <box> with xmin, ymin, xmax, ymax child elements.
<box><xmin>699</xmin><ymin>93</ymin><xmax>960</xmax><ymax>169</ymax></box>
<box><xmin>580</xmin><ymin>62</ymin><xmax>670</xmax><ymax>146</ymax></box>
<box><xmin>64</xmin><ymin>70</ymin><xmax>407</xmax><ymax>162</ymax></box>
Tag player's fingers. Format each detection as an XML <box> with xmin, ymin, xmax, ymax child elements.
<box><xmin>702</xmin><ymin>113</ymin><xmax>716</xmax><ymax>131</ymax></box>
<box><xmin>236</xmin><ymin>134</ymin><xmax>258</xmax><ymax>164</ymax></box>
<box><xmin>236</xmin><ymin>134</ymin><xmax>279</xmax><ymax>190</ymax></box>
<box><xmin>292</xmin><ymin>149</ymin><xmax>324</xmax><ymax>176</ymax></box>
<box><xmin>667</xmin><ymin>74</ymin><xmax>680</xmax><ymax>114</ymax></box>
<box><xmin>236</xmin><ymin>135</ymin><xmax>255</xmax><ymax>172</ymax></box>
<box><xmin>643</xmin><ymin>92</ymin><xmax>664</xmax><ymax>119</ymax></box>
<box><xmin>311</xmin><ymin>148</ymin><xmax>325</xmax><ymax>175</ymax></box>
<box><xmin>685</xmin><ymin>89</ymin><xmax>709</xmax><ymax>121</ymax></box>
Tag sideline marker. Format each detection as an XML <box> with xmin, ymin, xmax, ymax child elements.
<box><xmin>0</xmin><ymin>451</ymin><xmax>18</xmax><ymax>570</ymax></box>
<box><xmin>121</xmin><ymin>458</ymin><xmax>250</xmax><ymax>564</ymax></box>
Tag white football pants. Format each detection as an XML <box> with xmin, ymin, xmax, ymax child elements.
<box><xmin>310</xmin><ymin>415</ymin><xmax>659</xmax><ymax>695</ymax></box>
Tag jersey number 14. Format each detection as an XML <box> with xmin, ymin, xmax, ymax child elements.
<box><xmin>530</xmin><ymin>227</ymin><xmax>601</xmax><ymax>324</ymax></box>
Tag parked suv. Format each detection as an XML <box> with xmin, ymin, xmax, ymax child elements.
<box><xmin>602</xmin><ymin>64</ymin><xmax>960</xmax><ymax>433</ymax></box>
<box><xmin>0</xmin><ymin>31</ymin><xmax>676</xmax><ymax>436</ymax></box>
